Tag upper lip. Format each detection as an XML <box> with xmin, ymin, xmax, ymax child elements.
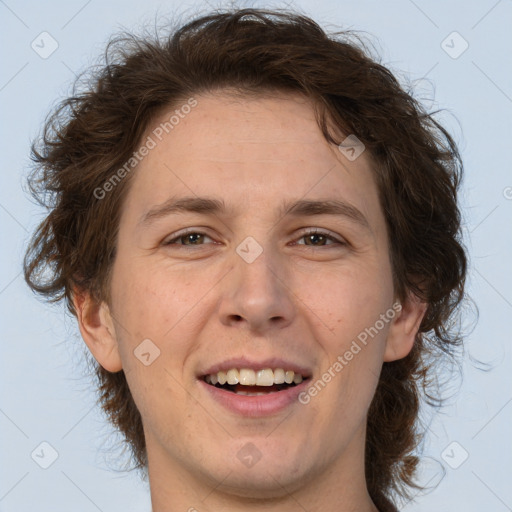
<box><xmin>199</xmin><ymin>357</ymin><xmax>312</xmax><ymax>378</ymax></box>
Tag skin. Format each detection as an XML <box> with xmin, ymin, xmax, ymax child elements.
<box><xmin>74</xmin><ymin>90</ymin><xmax>427</xmax><ymax>512</ymax></box>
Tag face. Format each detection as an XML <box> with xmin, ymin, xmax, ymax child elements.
<box><xmin>82</xmin><ymin>90</ymin><xmax>420</xmax><ymax>508</ymax></box>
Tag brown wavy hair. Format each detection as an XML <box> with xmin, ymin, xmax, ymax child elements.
<box><xmin>23</xmin><ymin>7</ymin><xmax>467</xmax><ymax>510</ymax></box>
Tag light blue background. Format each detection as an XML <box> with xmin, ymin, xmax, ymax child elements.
<box><xmin>1</xmin><ymin>0</ymin><xmax>511</xmax><ymax>511</ymax></box>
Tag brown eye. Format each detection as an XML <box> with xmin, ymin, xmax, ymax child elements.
<box><xmin>180</xmin><ymin>233</ymin><xmax>206</xmax><ymax>245</ymax></box>
<box><xmin>303</xmin><ymin>233</ymin><xmax>330</xmax><ymax>246</ymax></box>
<box><xmin>297</xmin><ymin>229</ymin><xmax>345</xmax><ymax>247</ymax></box>
<box><xmin>163</xmin><ymin>231</ymin><xmax>213</xmax><ymax>246</ymax></box>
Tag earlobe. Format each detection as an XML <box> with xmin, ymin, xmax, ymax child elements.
<box><xmin>72</xmin><ymin>289</ymin><xmax>123</xmax><ymax>372</ymax></box>
<box><xmin>384</xmin><ymin>293</ymin><xmax>428</xmax><ymax>362</ymax></box>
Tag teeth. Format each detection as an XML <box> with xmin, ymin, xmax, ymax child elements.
<box><xmin>204</xmin><ymin>367</ymin><xmax>306</xmax><ymax>386</ymax></box>
<box><xmin>256</xmin><ymin>368</ymin><xmax>274</xmax><ymax>386</ymax></box>
<box><xmin>293</xmin><ymin>373</ymin><xmax>303</xmax><ymax>384</ymax></box>
<box><xmin>239</xmin><ymin>369</ymin><xmax>256</xmax><ymax>385</ymax></box>
<box><xmin>273</xmin><ymin>368</ymin><xmax>285</xmax><ymax>384</ymax></box>
<box><xmin>226</xmin><ymin>369</ymin><xmax>239</xmax><ymax>385</ymax></box>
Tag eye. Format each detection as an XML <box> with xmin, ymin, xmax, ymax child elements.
<box><xmin>163</xmin><ymin>230</ymin><xmax>215</xmax><ymax>247</ymax></box>
<box><xmin>295</xmin><ymin>229</ymin><xmax>346</xmax><ymax>248</ymax></box>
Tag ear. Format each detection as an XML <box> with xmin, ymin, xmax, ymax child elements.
<box><xmin>384</xmin><ymin>292</ymin><xmax>428</xmax><ymax>362</ymax></box>
<box><xmin>72</xmin><ymin>288</ymin><xmax>123</xmax><ymax>372</ymax></box>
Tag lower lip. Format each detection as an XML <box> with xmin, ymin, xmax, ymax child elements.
<box><xmin>199</xmin><ymin>379</ymin><xmax>309</xmax><ymax>417</ymax></box>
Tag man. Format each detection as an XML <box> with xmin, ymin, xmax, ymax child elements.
<box><xmin>24</xmin><ymin>8</ymin><xmax>467</xmax><ymax>511</ymax></box>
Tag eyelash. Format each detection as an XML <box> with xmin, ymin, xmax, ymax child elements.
<box><xmin>162</xmin><ymin>228</ymin><xmax>346</xmax><ymax>248</ymax></box>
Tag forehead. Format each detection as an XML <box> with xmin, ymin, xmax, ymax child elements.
<box><xmin>153</xmin><ymin>90</ymin><xmax>338</xmax><ymax>162</ymax></box>
<box><xmin>121</xmin><ymin>90</ymin><xmax>384</xmax><ymax>233</ymax></box>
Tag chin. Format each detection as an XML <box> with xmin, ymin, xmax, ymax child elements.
<box><xmin>212</xmin><ymin>467</ymin><xmax>309</xmax><ymax>500</ymax></box>
<box><xmin>197</xmin><ymin>445</ymin><xmax>311</xmax><ymax>499</ymax></box>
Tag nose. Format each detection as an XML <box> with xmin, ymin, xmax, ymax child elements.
<box><xmin>217</xmin><ymin>244</ymin><xmax>296</xmax><ymax>333</ymax></box>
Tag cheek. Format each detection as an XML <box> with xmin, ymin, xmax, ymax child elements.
<box><xmin>110</xmin><ymin>258</ymin><xmax>207</xmax><ymax>339</ymax></box>
<box><xmin>309</xmin><ymin>317</ymin><xmax>391</xmax><ymax>431</ymax></box>
<box><xmin>304</xmin><ymin>265</ymin><xmax>393</xmax><ymax>411</ymax></box>
<box><xmin>108</xmin><ymin>258</ymin><xmax>218</xmax><ymax>405</ymax></box>
<box><xmin>305</xmin><ymin>263</ymin><xmax>393</xmax><ymax>341</ymax></box>
<box><xmin>108</xmin><ymin>264</ymin><xmax>194</xmax><ymax>426</ymax></box>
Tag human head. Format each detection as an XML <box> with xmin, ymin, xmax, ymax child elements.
<box><xmin>24</xmin><ymin>7</ymin><xmax>467</xmax><ymax>510</ymax></box>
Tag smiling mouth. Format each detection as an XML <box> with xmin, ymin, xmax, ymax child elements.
<box><xmin>201</xmin><ymin>368</ymin><xmax>309</xmax><ymax>396</ymax></box>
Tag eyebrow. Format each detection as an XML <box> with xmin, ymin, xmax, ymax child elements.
<box><xmin>139</xmin><ymin>196</ymin><xmax>371</xmax><ymax>232</ymax></box>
